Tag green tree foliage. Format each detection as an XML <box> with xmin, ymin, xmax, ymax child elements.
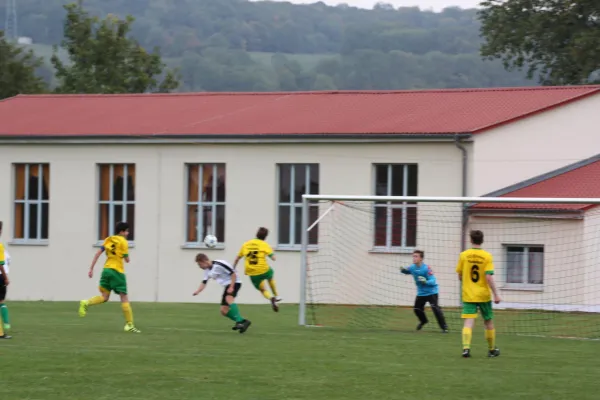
<box><xmin>51</xmin><ymin>2</ymin><xmax>179</xmax><ymax>94</ymax></box>
<box><xmin>479</xmin><ymin>0</ymin><xmax>600</xmax><ymax>85</ymax></box>
<box><xmin>0</xmin><ymin>30</ymin><xmax>48</xmax><ymax>100</ymax></box>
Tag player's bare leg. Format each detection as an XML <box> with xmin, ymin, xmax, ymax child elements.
<box><xmin>462</xmin><ymin>318</ymin><xmax>475</xmax><ymax>358</ymax></box>
<box><xmin>79</xmin><ymin>288</ymin><xmax>110</xmax><ymax>317</ymax></box>
<box><xmin>484</xmin><ymin>319</ymin><xmax>499</xmax><ymax>357</ymax></box>
<box><xmin>120</xmin><ymin>293</ymin><xmax>141</xmax><ymax>333</ymax></box>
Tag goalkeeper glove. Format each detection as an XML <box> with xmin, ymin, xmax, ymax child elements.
<box><xmin>418</xmin><ymin>276</ymin><xmax>427</xmax><ymax>284</ymax></box>
<box><xmin>400</xmin><ymin>267</ymin><xmax>409</xmax><ymax>273</ymax></box>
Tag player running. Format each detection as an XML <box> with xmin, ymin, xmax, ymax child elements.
<box><xmin>193</xmin><ymin>253</ymin><xmax>252</xmax><ymax>333</ymax></box>
<box><xmin>0</xmin><ymin>221</ymin><xmax>11</xmax><ymax>339</ymax></box>
<box><xmin>456</xmin><ymin>230</ymin><xmax>501</xmax><ymax>358</ymax></box>
<box><xmin>400</xmin><ymin>250</ymin><xmax>448</xmax><ymax>333</ymax></box>
<box><xmin>233</xmin><ymin>227</ymin><xmax>280</xmax><ymax>312</ymax></box>
<box><xmin>78</xmin><ymin>221</ymin><xmax>141</xmax><ymax>333</ymax></box>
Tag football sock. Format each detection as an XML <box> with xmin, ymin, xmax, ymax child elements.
<box><xmin>87</xmin><ymin>296</ymin><xmax>105</xmax><ymax>306</ymax></box>
<box><xmin>485</xmin><ymin>328</ymin><xmax>496</xmax><ymax>350</ymax></box>
<box><xmin>121</xmin><ymin>303</ymin><xmax>133</xmax><ymax>324</ymax></box>
<box><xmin>462</xmin><ymin>327</ymin><xmax>472</xmax><ymax>350</ymax></box>
<box><xmin>226</xmin><ymin>304</ymin><xmax>244</xmax><ymax>323</ymax></box>
<box><xmin>268</xmin><ymin>279</ymin><xmax>279</xmax><ymax>297</ymax></box>
<box><xmin>0</xmin><ymin>304</ymin><xmax>9</xmax><ymax>324</ymax></box>
<box><xmin>258</xmin><ymin>282</ymin><xmax>273</xmax><ymax>300</ymax></box>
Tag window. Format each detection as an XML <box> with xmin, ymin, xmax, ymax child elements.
<box><xmin>505</xmin><ymin>246</ymin><xmax>544</xmax><ymax>286</ymax></box>
<box><xmin>373</xmin><ymin>164</ymin><xmax>418</xmax><ymax>249</ymax></box>
<box><xmin>98</xmin><ymin>164</ymin><xmax>135</xmax><ymax>241</ymax></box>
<box><xmin>185</xmin><ymin>164</ymin><xmax>225</xmax><ymax>245</ymax></box>
<box><xmin>277</xmin><ymin>164</ymin><xmax>319</xmax><ymax>247</ymax></box>
<box><xmin>13</xmin><ymin>164</ymin><xmax>50</xmax><ymax>242</ymax></box>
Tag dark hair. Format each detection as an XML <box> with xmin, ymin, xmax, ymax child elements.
<box><xmin>470</xmin><ymin>230</ymin><xmax>484</xmax><ymax>245</ymax></box>
<box><xmin>256</xmin><ymin>227</ymin><xmax>269</xmax><ymax>240</ymax></box>
<box><xmin>196</xmin><ymin>253</ymin><xmax>209</xmax><ymax>262</ymax></box>
<box><xmin>115</xmin><ymin>221</ymin><xmax>130</xmax><ymax>234</ymax></box>
<box><xmin>413</xmin><ymin>250</ymin><xmax>424</xmax><ymax>259</ymax></box>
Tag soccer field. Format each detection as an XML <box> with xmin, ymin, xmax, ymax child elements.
<box><xmin>1</xmin><ymin>302</ymin><xmax>598</xmax><ymax>400</ymax></box>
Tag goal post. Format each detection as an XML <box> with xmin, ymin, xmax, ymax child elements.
<box><xmin>299</xmin><ymin>195</ymin><xmax>600</xmax><ymax>339</ymax></box>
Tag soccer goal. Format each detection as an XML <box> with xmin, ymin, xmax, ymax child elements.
<box><xmin>298</xmin><ymin>195</ymin><xmax>600</xmax><ymax>339</ymax></box>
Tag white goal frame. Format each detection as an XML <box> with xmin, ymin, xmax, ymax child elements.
<box><xmin>298</xmin><ymin>195</ymin><xmax>600</xmax><ymax>326</ymax></box>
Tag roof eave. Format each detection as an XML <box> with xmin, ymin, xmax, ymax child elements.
<box><xmin>0</xmin><ymin>132</ymin><xmax>473</xmax><ymax>144</ymax></box>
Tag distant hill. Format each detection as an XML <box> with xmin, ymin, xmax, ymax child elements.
<box><xmin>3</xmin><ymin>0</ymin><xmax>535</xmax><ymax>91</ymax></box>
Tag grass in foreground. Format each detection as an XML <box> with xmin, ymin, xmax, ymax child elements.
<box><xmin>0</xmin><ymin>301</ymin><xmax>598</xmax><ymax>400</ymax></box>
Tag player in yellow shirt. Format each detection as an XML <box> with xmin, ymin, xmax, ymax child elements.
<box><xmin>456</xmin><ymin>230</ymin><xmax>501</xmax><ymax>358</ymax></box>
<box><xmin>0</xmin><ymin>221</ymin><xmax>11</xmax><ymax>339</ymax></box>
<box><xmin>78</xmin><ymin>222</ymin><xmax>141</xmax><ymax>333</ymax></box>
<box><xmin>233</xmin><ymin>227</ymin><xmax>281</xmax><ymax>312</ymax></box>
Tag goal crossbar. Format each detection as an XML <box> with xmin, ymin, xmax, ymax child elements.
<box><xmin>298</xmin><ymin>195</ymin><xmax>600</xmax><ymax>330</ymax></box>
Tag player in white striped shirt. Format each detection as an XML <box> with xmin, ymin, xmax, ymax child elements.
<box><xmin>193</xmin><ymin>253</ymin><xmax>252</xmax><ymax>333</ymax></box>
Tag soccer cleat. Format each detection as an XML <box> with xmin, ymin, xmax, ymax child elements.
<box><xmin>78</xmin><ymin>300</ymin><xmax>89</xmax><ymax>317</ymax></box>
<box><xmin>124</xmin><ymin>323</ymin><xmax>141</xmax><ymax>333</ymax></box>
<box><xmin>238</xmin><ymin>319</ymin><xmax>252</xmax><ymax>334</ymax></box>
<box><xmin>442</xmin><ymin>328</ymin><xmax>449</xmax><ymax>333</ymax></box>
<box><xmin>232</xmin><ymin>323</ymin><xmax>240</xmax><ymax>331</ymax></box>
<box><xmin>274</xmin><ymin>296</ymin><xmax>283</xmax><ymax>302</ymax></box>
<box><xmin>488</xmin><ymin>348</ymin><xmax>500</xmax><ymax>358</ymax></box>
<box><xmin>416</xmin><ymin>322</ymin><xmax>427</xmax><ymax>331</ymax></box>
<box><xmin>270</xmin><ymin>297</ymin><xmax>279</xmax><ymax>312</ymax></box>
<box><xmin>0</xmin><ymin>334</ymin><xmax>12</xmax><ymax>339</ymax></box>
<box><xmin>462</xmin><ymin>348</ymin><xmax>471</xmax><ymax>358</ymax></box>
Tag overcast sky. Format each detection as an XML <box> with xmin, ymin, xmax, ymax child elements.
<box><xmin>258</xmin><ymin>0</ymin><xmax>482</xmax><ymax>11</ymax></box>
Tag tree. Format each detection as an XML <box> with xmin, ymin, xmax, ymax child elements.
<box><xmin>0</xmin><ymin>30</ymin><xmax>48</xmax><ymax>100</ymax></box>
<box><xmin>479</xmin><ymin>0</ymin><xmax>600</xmax><ymax>85</ymax></box>
<box><xmin>51</xmin><ymin>1</ymin><xmax>179</xmax><ymax>94</ymax></box>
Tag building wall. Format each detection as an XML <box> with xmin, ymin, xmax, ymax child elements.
<box><xmin>467</xmin><ymin>215</ymin><xmax>588</xmax><ymax>310</ymax></box>
<box><xmin>471</xmin><ymin>93</ymin><xmax>600</xmax><ymax>196</ymax></box>
<box><xmin>0</xmin><ymin>141</ymin><xmax>465</xmax><ymax>305</ymax></box>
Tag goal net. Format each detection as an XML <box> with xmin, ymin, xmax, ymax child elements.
<box><xmin>298</xmin><ymin>195</ymin><xmax>600</xmax><ymax>340</ymax></box>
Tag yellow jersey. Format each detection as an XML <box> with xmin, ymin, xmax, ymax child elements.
<box><xmin>238</xmin><ymin>239</ymin><xmax>273</xmax><ymax>276</ymax></box>
<box><xmin>0</xmin><ymin>243</ymin><xmax>5</xmax><ymax>267</ymax></box>
<box><xmin>103</xmin><ymin>235</ymin><xmax>129</xmax><ymax>274</ymax></box>
<box><xmin>456</xmin><ymin>248</ymin><xmax>494</xmax><ymax>303</ymax></box>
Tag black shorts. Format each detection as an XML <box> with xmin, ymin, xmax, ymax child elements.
<box><xmin>0</xmin><ymin>277</ymin><xmax>6</xmax><ymax>302</ymax></box>
<box><xmin>221</xmin><ymin>282</ymin><xmax>241</xmax><ymax>306</ymax></box>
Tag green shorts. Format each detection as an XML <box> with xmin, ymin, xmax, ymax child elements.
<box><xmin>462</xmin><ymin>301</ymin><xmax>493</xmax><ymax>321</ymax></box>
<box><xmin>249</xmin><ymin>268</ymin><xmax>274</xmax><ymax>289</ymax></box>
<box><xmin>99</xmin><ymin>268</ymin><xmax>128</xmax><ymax>295</ymax></box>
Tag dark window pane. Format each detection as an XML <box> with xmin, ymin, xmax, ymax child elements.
<box><xmin>14</xmin><ymin>203</ymin><xmax>24</xmax><ymax>239</ymax></box>
<box><xmin>406</xmin><ymin>206</ymin><xmax>417</xmax><ymax>247</ymax></box>
<box><xmin>126</xmin><ymin>204</ymin><xmax>135</xmax><ymax>241</ymax></box>
<box><xmin>391</xmin><ymin>165</ymin><xmax>405</xmax><ymax>196</ymax></box>
<box><xmin>41</xmin><ymin>203</ymin><xmax>49</xmax><ymax>240</ymax></box>
<box><xmin>293</xmin><ymin>164</ymin><xmax>307</xmax><ymax>204</ymax></box>
<box><xmin>42</xmin><ymin>164</ymin><xmax>50</xmax><ymax>201</ymax></box>
<box><xmin>186</xmin><ymin>205</ymin><xmax>198</xmax><ymax>242</ymax></box>
<box><xmin>375</xmin><ymin>165</ymin><xmax>388</xmax><ymax>196</ymax></box>
<box><xmin>391</xmin><ymin>207</ymin><xmax>403</xmax><ymax>247</ymax></box>
<box><xmin>407</xmin><ymin>165</ymin><xmax>418</xmax><ymax>197</ymax></box>
<box><xmin>113</xmin><ymin>204</ymin><xmax>122</xmax><ymax>235</ymax></box>
<box><xmin>216</xmin><ymin>205</ymin><xmax>225</xmax><ymax>243</ymax></box>
<box><xmin>309</xmin><ymin>205</ymin><xmax>319</xmax><ymax>245</ymax></box>
<box><xmin>126</xmin><ymin>174</ymin><xmax>135</xmax><ymax>201</ymax></box>
<box><xmin>374</xmin><ymin>206</ymin><xmax>387</xmax><ymax>246</ymax></box>
<box><xmin>216</xmin><ymin>164</ymin><xmax>226</xmax><ymax>202</ymax></box>
<box><xmin>309</xmin><ymin>165</ymin><xmax>319</xmax><ymax>195</ymax></box>
<box><xmin>187</xmin><ymin>165</ymin><xmax>199</xmax><ymax>202</ymax></box>
<box><xmin>279</xmin><ymin>165</ymin><xmax>291</xmax><ymax>203</ymax></box>
<box><xmin>28</xmin><ymin>203</ymin><xmax>38</xmax><ymax>240</ymax></box>
<box><xmin>113</xmin><ymin>176</ymin><xmax>125</xmax><ymax>202</ymax></box>
<box><xmin>200</xmin><ymin>205</ymin><xmax>213</xmax><ymax>239</ymax></box>
<box><xmin>27</xmin><ymin>176</ymin><xmax>40</xmax><ymax>200</ymax></box>
<box><xmin>98</xmin><ymin>203</ymin><xmax>109</xmax><ymax>239</ymax></box>
<box><xmin>294</xmin><ymin>206</ymin><xmax>302</xmax><ymax>245</ymax></box>
<box><xmin>278</xmin><ymin>205</ymin><xmax>291</xmax><ymax>244</ymax></box>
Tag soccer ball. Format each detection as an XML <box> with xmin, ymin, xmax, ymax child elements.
<box><xmin>203</xmin><ymin>234</ymin><xmax>218</xmax><ymax>248</ymax></box>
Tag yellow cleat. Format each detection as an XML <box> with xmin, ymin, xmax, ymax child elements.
<box><xmin>78</xmin><ymin>300</ymin><xmax>88</xmax><ymax>317</ymax></box>
<box><xmin>124</xmin><ymin>323</ymin><xmax>141</xmax><ymax>333</ymax></box>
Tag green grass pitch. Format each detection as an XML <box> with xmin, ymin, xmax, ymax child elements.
<box><xmin>0</xmin><ymin>301</ymin><xmax>598</xmax><ymax>400</ymax></box>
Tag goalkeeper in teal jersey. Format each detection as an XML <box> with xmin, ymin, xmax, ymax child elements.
<box><xmin>400</xmin><ymin>250</ymin><xmax>448</xmax><ymax>333</ymax></box>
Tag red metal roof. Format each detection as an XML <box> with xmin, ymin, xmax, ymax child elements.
<box><xmin>471</xmin><ymin>158</ymin><xmax>600</xmax><ymax>211</ymax></box>
<box><xmin>0</xmin><ymin>86</ymin><xmax>599</xmax><ymax>137</ymax></box>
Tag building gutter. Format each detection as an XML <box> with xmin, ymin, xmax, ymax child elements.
<box><xmin>454</xmin><ymin>134</ymin><xmax>469</xmax><ymax>252</ymax></box>
<box><xmin>0</xmin><ymin>133</ymin><xmax>473</xmax><ymax>145</ymax></box>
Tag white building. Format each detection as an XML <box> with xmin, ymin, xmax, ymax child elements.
<box><xmin>0</xmin><ymin>86</ymin><xmax>599</xmax><ymax>308</ymax></box>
